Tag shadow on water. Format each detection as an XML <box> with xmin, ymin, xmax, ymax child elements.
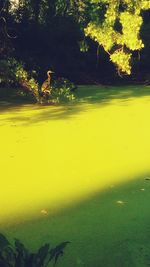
<box><xmin>76</xmin><ymin>84</ymin><xmax>150</xmax><ymax>103</ymax></box>
<box><xmin>0</xmin><ymin>85</ymin><xmax>150</xmax><ymax>124</ymax></box>
<box><xmin>2</xmin><ymin>173</ymin><xmax>150</xmax><ymax>267</ymax></box>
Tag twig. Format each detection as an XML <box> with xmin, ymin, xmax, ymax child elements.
<box><xmin>0</xmin><ymin>16</ymin><xmax>17</xmax><ymax>38</ymax></box>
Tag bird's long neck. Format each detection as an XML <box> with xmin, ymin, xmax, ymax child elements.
<box><xmin>47</xmin><ymin>73</ymin><xmax>51</xmax><ymax>83</ymax></box>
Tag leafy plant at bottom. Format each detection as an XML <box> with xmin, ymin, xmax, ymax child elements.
<box><xmin>0</xmin><ymin>233</ymin><xmax>70</xmax><ymax>267</ymax></box>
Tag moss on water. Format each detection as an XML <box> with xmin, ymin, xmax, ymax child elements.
<box><xmin>0</xmin><ymin>85</ymin><xmax>150</xmax><ymax>266</ymax></box>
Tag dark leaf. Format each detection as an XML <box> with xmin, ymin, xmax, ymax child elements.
<box><xmin>15</xmin><ymin>239</ymin><xmax>28</xmax><ymax>257</ymax></box>
<box><xmin>54</xmin><ymin>251</ymin><xmax>63</xmax><ymax>265</ymax></box>
<box><xmin>26</xmin><ymin>252</ymin><xmax>36</xmax><ymax>267</ymax></box>
<box><xmin>1</xmin><ymin>246</ymin><xmax>15</xmax><ymax>267</ymax></box>
<box><xmin>15</xmin><ymin>239</ymin><xmax>29</xmax><ymax>267</ymax></box>
<box><xmin>0</xmin><ymin>234</ymin><xmax>10</xmax><ymax>250</ymax></box>
<box><xmin>0</xmin><ymin>258</ymin><xmax>10</xmax><ymax>267</ymax></box>
<box><xmin>33</xmin><ymin>243</ymin><xmax>50</xmax><ymax>267</ymax></box>
<box><xmin>49</xmin><ymin>241</ymin><xmax>70</xmax><ymax>264</ymax></box>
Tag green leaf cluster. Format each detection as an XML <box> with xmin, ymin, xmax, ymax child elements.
<box><xmin>84</xmin><ymin>0</ymin><xmax>150</xmax><ymax>75</ymax></box>
<box><xmin>110</xmin><ymin>50</ymin><xmax>132</xmax><ymax>74</ymax></box>
<box><xmin>0</xmin><ymin>58</ymin><xmax>39</xmax><ymax>101</ymax></box>
<box><xmin>40</xmin><ymin>78</ymin><xmax>76</xmax><ymax>104</ymax></box>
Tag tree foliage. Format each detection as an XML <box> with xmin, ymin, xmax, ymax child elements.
<box><xmin>84</xmin><ymin>0</ymin><xmax>150</xmax><ymax>74</ymax></box>
<box><xmin>0</xmin><ymin>0</ymin><xmax>150</xmax><ymax>86</ymax></box>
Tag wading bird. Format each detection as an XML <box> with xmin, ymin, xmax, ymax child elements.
<box><xmin>41</xmin><ymin>70</ymin><xmax>54</xmax><ymax>98</ymax></box>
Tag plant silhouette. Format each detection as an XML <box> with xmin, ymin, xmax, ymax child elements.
<box><xmin>0</xmin><ymin>233</ymin><xmax>70</xmax><ymax>267</ymax></box>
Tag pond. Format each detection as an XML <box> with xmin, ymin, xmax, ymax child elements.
<box><xmin>0</xmin><ymin>85</ymin><xmax>150</xmax><ymax>266</ymax></box>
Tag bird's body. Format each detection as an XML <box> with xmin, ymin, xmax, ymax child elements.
<box><xmin>41</xmin><ymin>70</ymin><xmax>54</xmax><ymax>97</ymax></box>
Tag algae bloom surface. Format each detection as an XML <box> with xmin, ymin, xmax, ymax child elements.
<box><xmin>1</xmin><ymin>85</ymin><xmax>150</xmax><ymax>266</ymax></box>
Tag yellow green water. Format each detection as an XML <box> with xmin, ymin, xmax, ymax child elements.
<box><xmin>1</xmin><ymin>85</ymin><xmax>150</xmax><ymax>266</ymax></box>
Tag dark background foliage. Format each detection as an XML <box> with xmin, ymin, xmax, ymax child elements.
<box><xmin>0</xmin><ymin>0</ymin><xmax>150</xmax><ymax>85</ymax></box>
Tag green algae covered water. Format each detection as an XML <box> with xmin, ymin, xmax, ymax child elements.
<box><xmin>1</xmin><ymin>85</ymin><xmax>150</xmax><ymax>267</ymax></box>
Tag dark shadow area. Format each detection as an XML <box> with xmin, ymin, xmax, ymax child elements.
<box><xmin>0</xmin><ymin>85</ymin><xmax>150</xmax><ymax>125</ymax></box>
<box><xmin>77</xmin><ymin>85</ymin><xmax>150</xmax><ymax>103</ymax></box>
<box><xmin>2</xmin><ymin>173</ymin><xmax>150</xmax><ymax>267</ymax></box>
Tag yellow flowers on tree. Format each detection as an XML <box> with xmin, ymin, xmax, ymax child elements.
<box><xmin>84</xmin><ymin>0</ymin><xmax>150</xmax><ymax>75</ymax></box>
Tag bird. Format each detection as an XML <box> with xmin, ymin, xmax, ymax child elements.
<box><xmin>41</xmin><ymin>70</ymin><xmax>54</xmax><ymax>97</ymax></box>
